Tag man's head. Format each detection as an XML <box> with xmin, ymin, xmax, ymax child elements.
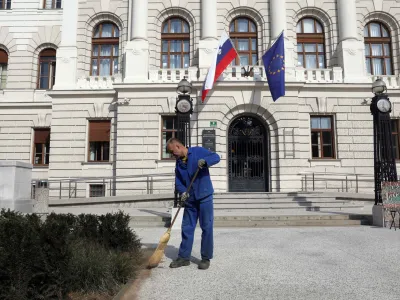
<box><xmin>166</xmin><ymin>138</ymin><xmax>187</xmax><ymax>159</ymax></box>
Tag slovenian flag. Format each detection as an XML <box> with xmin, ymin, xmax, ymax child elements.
<box><xmin>201</xmin><ymin>31</ymin><xmax>238</xmax><ymax>102</ymax></box>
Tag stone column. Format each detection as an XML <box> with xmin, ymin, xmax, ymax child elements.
<box><xmin>52</xmin><ymin>0</ymin><xmax>78</xmax><ymax>89</ymax></box>
<box><xmin>124</xmin><ymin>0</ymin><xmax>149</xmax><ymax>83</ymax></box>
<box><xmin>269</xmin><ymin>0</ymin><xmax>295</xmax><ymax>81</ymax></box>
<box><xmin>198</xmin><ymin>0</ymin><xmax>219</xmax><ymax>80</ymax></box>
<box><xmin>337</xmin><ymin>0</ymin><xmax>368</xmax><ymax>83</ymax></box>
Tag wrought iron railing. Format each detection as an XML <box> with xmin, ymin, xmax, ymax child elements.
<box><xmin>32</xmin><ymin>173</ymin><xmax>176</xmax><ymax>200</ymax></box>
<box><xmin>299</xmin><ymin>171</ymin><xmax>376</xmax><ymax>193</ymax></box>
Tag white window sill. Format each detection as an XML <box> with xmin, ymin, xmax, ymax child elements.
<box><xmin>81</xmin><ymin>162</ymin><xmax>113</xmax><ymax>170</ymax></box>
<box><xmin>155</xmin><ymin>159</ymin><xmax>176</xmax><ymax>168</ymax></box>
<box><xmin>308</xmin><ymin>158</ymin><xmax>341</xmax><ymax>167</ymax></box>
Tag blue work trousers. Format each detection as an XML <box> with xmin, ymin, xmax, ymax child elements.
<box><xmin>178</xmin><ymin>195</ymin><xmax>214</xmax><ymax>260</ymax></box>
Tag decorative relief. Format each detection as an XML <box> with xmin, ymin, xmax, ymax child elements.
<box><xmin>204</xmin><ymin>48</ymin><xmax>214</xmax><ymax>54</ymax></box>
<box><xmin>57</xmin><ymin>57</ymin><xmax>70</xmax><ymax>63</ymax></box>
<box><xmin>345</xmin><ymin>48</ymin><xmax>356</xmax><ymax>56</ymax></box>
<box><xmin>317</xmin><ymin>97</ymin><xmax>327</xmax><ymax>113</ymax></box>
<box><xmin>131</xmin><ymin>48</ymin><xmax>143</xmax><ymax>55</ymax></box>
<box><xmin>37</xmin><ymin>113</ymin><xmax>46</xmax><ymax>127</ymax></box>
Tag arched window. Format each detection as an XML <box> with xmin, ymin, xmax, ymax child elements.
<box><xmin>37</xmin><ymin>48</ymin><xmax>56</xmax><ymax>90</ymax></box>
<box><xmin>161</xmin><ymin>18</ymin><xmax>190</xmax><ymax>69</ymax></box>
<box><xmin>91</xmin><ymin>22</ymin><xmax>119</xmax><ymax>76</ymax></box>
<box><xmin>364</xmin><ymin>22</ymin><xmax>393</xmax><ymax>75</ymax></box>
<box><xmin>296</xmin><ymin>18</ymin><xmax>326</xmax><ymax>69</ymax></box>
<box><xmin>0</xmin><ymin>49</ymin><xmax>8</xmax><ymax>89</ymax></box>
<box><xmin>229</xmin><ymin>17</ymin><xmax>258</xmax><ymax>66</ymax></box>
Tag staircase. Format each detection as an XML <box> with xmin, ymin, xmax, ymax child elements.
<box><xmin>128</xmin><ymin>192</ymin><xmax>374</xmax><ymax>228</ymax></box>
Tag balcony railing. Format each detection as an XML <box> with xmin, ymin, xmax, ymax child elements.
<box><xmin>149</xmin><ymin>67</ymin><xmax>197</xmax><ymax>83</ymax></box>
<box><xmin>77</xmin><ymin>74</ymin><xmax>123</xmax><ymax>89</ymax></box>
<box><xmin>371</xmin><ymin>75</ymin><xmax>400</xmax><ymax>89</ymax></box>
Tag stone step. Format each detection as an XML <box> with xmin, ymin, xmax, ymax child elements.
<box><xmin>128</xmin><ymin>213</ymin><xmax>371</xmax><ymax>228</ymax></box>
<box><xmin>213</xmin><ymin>201</ymin><xmax>362</xmax><ymax>207</ymax></box>
<box><xmin>214</xmin><ymin>198</ymin><xmax>339</xmax><ymax>203</ymax></box>
<box><xmin>212</xmin><ymin>219</ymin><xmax>367</xmax><ymax>227</ymax></box>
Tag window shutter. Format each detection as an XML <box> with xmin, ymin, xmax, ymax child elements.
<box><xmin>34</xmin><ymin>128</ymin><xmax>50</xmax><ymax>144</ymax></box>
<box><xmin>0</xmin><ymin>49</ymin><xmax>8</xmax><ymax>64</ymax></box>
<box><xmin>89</xmin><ymin>120</ymin><xmax>111</xmax><ymax>142</ymax></box>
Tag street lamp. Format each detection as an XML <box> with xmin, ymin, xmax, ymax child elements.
<box><xmin>174</xmin><ymin>78</ymin><xmax>194</xmax><ymax>208</ymax></box>
<box><xmin>175</xmin><ymin>78</ymin><xmax>193</xmax><ymax>147</ymax></box>
<box><xmin>370</xmin><ymin>77</ymin><xmax>398</xmax><ymax>205</ymax></box>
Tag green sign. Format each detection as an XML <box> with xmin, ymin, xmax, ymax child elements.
<box><xmin>210</xmin><ymin>121</ymin><xmax>217</xmax><ymax>127</ymax></box>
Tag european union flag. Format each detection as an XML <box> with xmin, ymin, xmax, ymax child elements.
<box><xmin>262</xmin><ymin>32</ymin><xmax>285</xmax><ymax>101</ymax></box>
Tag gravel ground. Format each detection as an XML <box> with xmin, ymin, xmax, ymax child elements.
<box><xmin>132</xmin><ymin>226</ymin><xmax>400</xmax><ymax>300</ymax></box>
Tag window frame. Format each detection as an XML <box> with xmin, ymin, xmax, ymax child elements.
<box><xmin>0</xmin><ymin>49</ymin><xmax>8</xmax><ymax>89</ymax></box>
<box><xmin>310</xmin><ymin>115</ymin><xmax>336</xmax><ymax>159</ymax></box>
<box><xmin>161</xmin><ymin>115</ymin><xmax>178</xmax><ymax>160</ymax></box>
<box><xmin>89</xmin><ymin>184</ymin><xmax>106</xmax><ymax>197</ymax></box>
<box><xmin>32</xmin><ymin>128</ymin><xmax>51</xmax><ymax>167</ymax></box>
<box><xmin>37</xmin><ymin>48</ymin><xmax>56</xmax><ymax>90</ymax></box>
<box><xmin>391</xmin><ymin>119</ymin><xmax>400</xmax><ymax>160</ymax></box>
<box><xmin>161</xmin><ymin>17</ymin><xmax>190</xmax><ymax>69</ymax></box>
<box><xmin>296</xmin><ymin>18</ymin><xmax>326</xmax><ymax>69</ymax></box>
<box><xmin>43</xmin><ymin>0</ymin><xmax>62</xmax><ymax>9</ymax></box>
<box><xmin>88</xmin><ymin>120</ymin><xmax>111</xmax><ymax>163</ymax></box>
<box><xmin>91</xmin><ymin>22</ymin><xmax>120</xmax><ymax>76</ymax></box>
<box><xmin>0</xmin><ymin>0</ymin><xmax>11</xmax><ymax>9</ymax></box>
<box><xmin>229</xmin><ymin>17</ymin><xmax>258</xmax><ymax>67</ymax></box>
<box><xmin>364</xmin><ymin>22</ymin><xmax>393</xmax><ymax>76</ymax></box>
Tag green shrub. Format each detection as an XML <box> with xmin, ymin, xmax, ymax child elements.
<box><xmin>0</xmin><ymin>209</ymin><xmax>142</xmax><ymax>300</ymax></box>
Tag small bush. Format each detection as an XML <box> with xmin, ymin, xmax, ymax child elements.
<box><xmin>0</xmin><ymin>209</ymin><xmax>142</xmax><ymax>300</ymax></box>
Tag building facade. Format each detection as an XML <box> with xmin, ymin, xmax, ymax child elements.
<box><xmin>1</xmin><ymin>0</ymin><xmax>400</xmax><ymax>197</ymax></box>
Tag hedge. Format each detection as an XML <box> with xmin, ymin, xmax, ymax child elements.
<box><xmin>0</xmin><ymin>209</ymin><xmax>142</xmax><ymax>300</ymax></box>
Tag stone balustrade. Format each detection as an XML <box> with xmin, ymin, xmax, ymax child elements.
<box><xmin>76</xmin><ymin>74</ymin><xmax>123</xmax><ymax>89</ymax></box>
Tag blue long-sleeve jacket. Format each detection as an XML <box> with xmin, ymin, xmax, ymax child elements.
<box><xmin>175</xmin><ymin>146</ymin><xmax>220</xmax><ymax>201</ymax></box>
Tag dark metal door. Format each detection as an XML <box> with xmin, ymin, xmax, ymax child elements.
<box><xmin>228</xmin><ymin>116</ymin><xmax>268</xmax><ymax>192</ymax></box>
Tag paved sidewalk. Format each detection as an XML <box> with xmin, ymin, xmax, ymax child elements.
<box><xmin>134</xmin><ymin>226</ymin><xmax>400</xmax><ymax>300</ymax></box>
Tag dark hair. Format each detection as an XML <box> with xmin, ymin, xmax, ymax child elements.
<box><xmin>166</xmin><ymin>137</ymin><xmax>183</xmax><ymax>147</ymax></box>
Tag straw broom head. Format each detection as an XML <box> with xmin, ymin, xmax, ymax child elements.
<box><xmin>147</xmin><ymin>229</ymin><xmax>171</xmax><ymax>268</ymax></box>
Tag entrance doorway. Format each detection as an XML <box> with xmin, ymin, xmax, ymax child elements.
<box><xmin>228</xmin><ymin>115</ymin><xmax>269</xmax><ymax>192</ymax></box>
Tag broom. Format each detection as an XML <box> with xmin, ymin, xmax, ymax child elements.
<box><xmin>147</xmin><ymin>167</ymin><xmax>200</xmax><ymax>269</ymax></box>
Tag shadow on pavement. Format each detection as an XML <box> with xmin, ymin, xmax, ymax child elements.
<box><xmin>142</xmin><ymin>243</ymin><xmax>201</xmax><ymax>266</ymax></box>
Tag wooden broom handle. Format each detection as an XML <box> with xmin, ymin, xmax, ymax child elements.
<box><xmin>170</xmin><ymin>167</ymin><xmax>201</xmax><ymax>229</ymax></box>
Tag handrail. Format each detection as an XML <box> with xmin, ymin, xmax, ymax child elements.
<box><xmin>298</xmin><ymin>171</ymin><xmax>377</xmax><ymax>193</ymax></box>
<box><xmin>298</xmin><ymin>171</ymin><xmax>373</xmax><ymax>178</ymax></box>
<box><xmin>33</xmin><ymin>172</ymin><xmax>175</xmax><ymax>183</ymax></box>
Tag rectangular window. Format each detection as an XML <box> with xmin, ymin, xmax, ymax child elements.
<box><xmin>89</xmin><ymin>184</ymin><xmax>105</xmax><ymax>197</ymax></box>
<box><xmin>38</xmin><ymin>50</ymin><xmax>56</xmax><ymax>90</ymax></box>
<box><xmin>88</xmin><ymin>120</ymin><xmax>111</xmax><ymax>162</ymax></box>
<box><xmin>310</xmin><ymin>116</ymin><xmax>335</xmax><ymax>159</ymax></box>
<box><xmin>44</xmin><ymin>0</ymin><xmax>62</xmax><ymax>9</ymax></box>
<box><xmin>33</xmin><ymin>128</ymin><xmax>50</xmax><ymax>166</ymax></box>
<box><xmin>161</xmin><ymin>116</ymin><xmax>177</xmax><ymax>159</ymax></box>
<box><xmin>391</xmin><ymin>119</ymin><xmax>400</xmax><ymax>160</ymax></box>
<box><xmin>0</xmin><ymin>0</ymin><xmax>11</xmax><ymax>9</ymax></box>
<box><xmin>0</xmin><ymin>64</ymin><xmax>7</xmax><ymax>89</ymax></box>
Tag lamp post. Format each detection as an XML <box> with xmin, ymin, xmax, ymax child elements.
<box><xmin>370</xmin><ymin>77</ymin><xmax>398</xmax><ymax>205</ymax></box>
<box><xmin>173</xmin><ymin>78</ymin><xmax>193</xmax><ymax>208</ymax></box>
<box><xmin>175</xmin><ymin>78</ymin><xmax>193</xmax><ymax>147</ymax></box>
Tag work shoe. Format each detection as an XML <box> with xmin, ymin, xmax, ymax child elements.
<box><xmin>198</xmin><ymin>259</ymin><xmax>210</xmax><ymax>270</ymax></box>
<box><xmin>169</xmin><ymin>257</ymin><xmax>190</xmax><ymax>268</ymax></box>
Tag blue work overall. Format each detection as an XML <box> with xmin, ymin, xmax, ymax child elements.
<box><xmin>174</xmin><ymin>146</ymin><xmax>220</xmax><ymax>260</ymax></box>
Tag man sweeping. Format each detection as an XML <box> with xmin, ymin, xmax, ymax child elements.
<box><xmin>166</xmin><ymin>138</ymin><xmax>220</xmax><ymax>270</ymax></box>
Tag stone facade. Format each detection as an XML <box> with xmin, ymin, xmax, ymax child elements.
<box><xmin>1</xmin><ymin>0</ymin><xmax>400</xmax><ymax>197</ymax></box>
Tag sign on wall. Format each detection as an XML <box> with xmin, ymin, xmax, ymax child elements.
<box><xmin>202</xmin><ymin>129</ymin><xmax>216</xmax><ymax>152</ymax></box>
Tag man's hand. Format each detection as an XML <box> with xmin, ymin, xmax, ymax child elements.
<box><xmin>198</xmin><ymin>159</ymin><xmax>206</xmax><ymax>169</ymax></box>
<box><xmin>180</xmin><ymin>192</ymin><xmax>189</xmax><ymax>203</ymax></box>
